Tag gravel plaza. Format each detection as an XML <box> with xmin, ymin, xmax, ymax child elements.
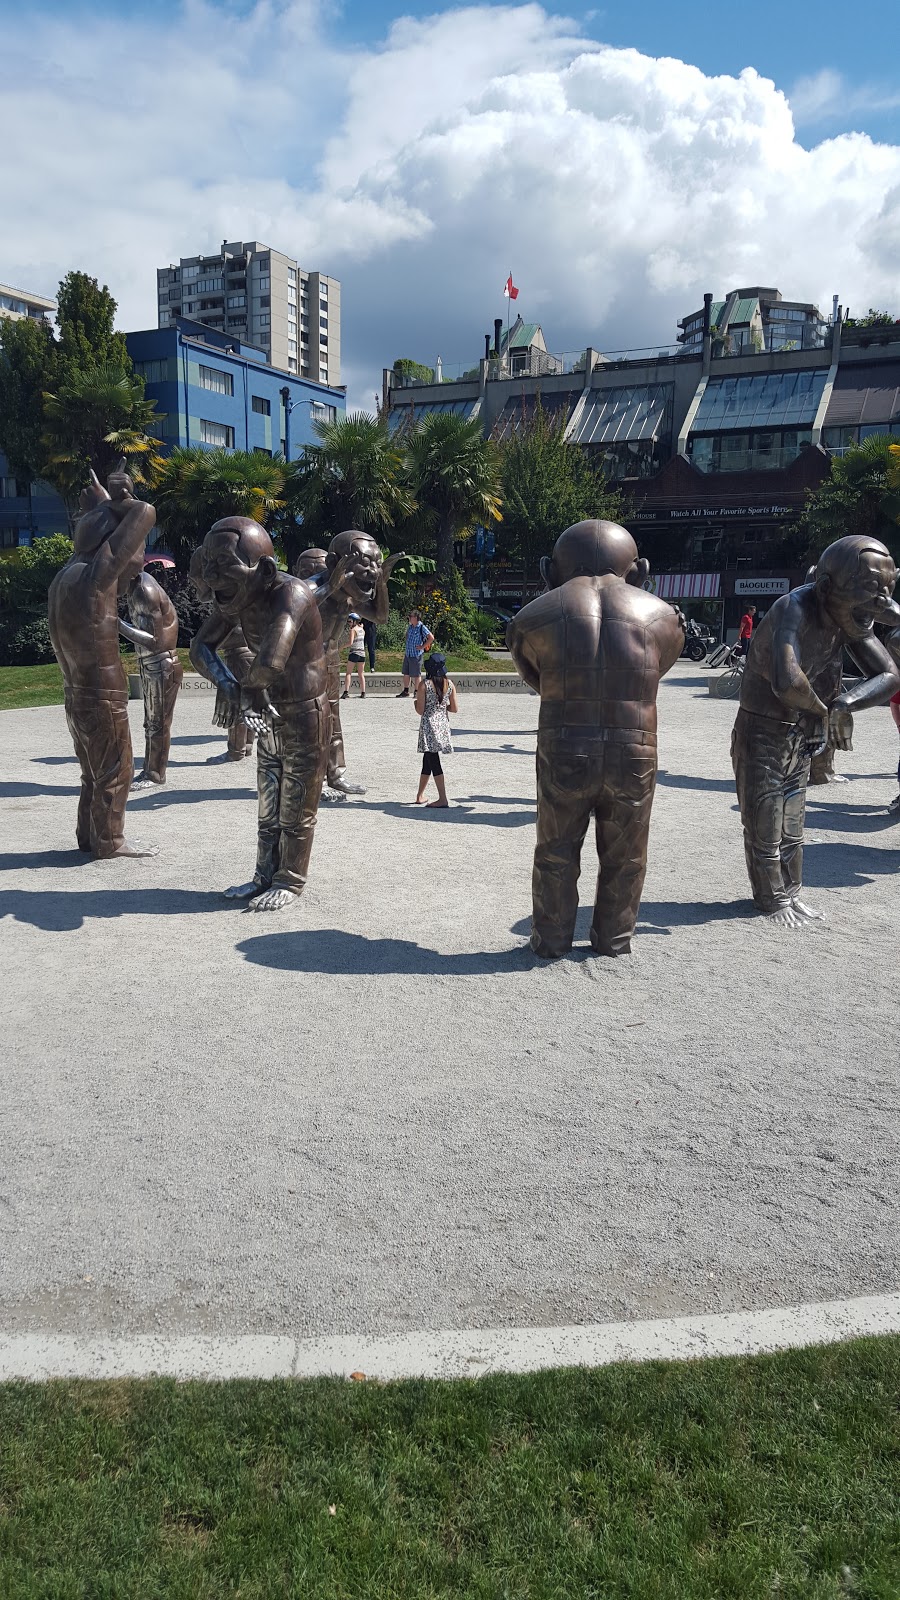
<box><xmin>1</xmin><ymin>674</ymin><xmax>898</xmax><ymax>1347</ymax></box>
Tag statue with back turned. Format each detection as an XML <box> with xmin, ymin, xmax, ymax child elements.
<box><xmin>47</xmin><ymin>459</ymin><xmax>158</xmax><ymax>859</ymax></box>
<box><xmin>732</xmin><ymin>534</ymin><xmax>900</xmax><ymax>927</ymax></box>
<box><xmin>507</xmin><ymin>519</ymin><xmax>683</xmax><ymax>960</ymax></box>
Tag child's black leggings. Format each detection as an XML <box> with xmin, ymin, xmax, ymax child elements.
<box><xmin>421</xmin><ymin>752</ymin><xmax>444</xmax><ymax>776</ymax></box>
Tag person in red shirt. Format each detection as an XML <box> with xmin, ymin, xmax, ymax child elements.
<box><xmin>738</xmin><ymin>604</ymin><xmax>757</xmax><ymax>656</ymax></box>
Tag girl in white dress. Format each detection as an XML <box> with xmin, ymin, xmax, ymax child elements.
<box><xmin>414</xmin><ymin>652</ymin><xmax>458</xmax><ymax>807</ymax></box>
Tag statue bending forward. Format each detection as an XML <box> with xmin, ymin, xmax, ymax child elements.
<box><xmin>47</xmin><ymin>463</ymin><xmax>158</xmax><ymax>858</ymax></box>
<box><xmin>507</xmin><ymin>520</ymin><xmax>683</xmax><ymax>958</ymax></box>
<box><xmin>731</xmin><ymin>535</ymin><xmax>900</xmax><ymax>927</ymax></box>
<box><xmin>190</xmin><ymin>517</ymin><xmax>336</xmax><ymax>912</ymax></box>
<box><xmin>294</xmin><ymin>532</ymin><xmax>402</xmax><ymax>800</ymax></box>
<box><xmin>119</xmin><ymin>570</ymin><xmax>183</xmax><ymax>787</ymax></box>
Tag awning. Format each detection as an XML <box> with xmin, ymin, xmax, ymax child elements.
<box><xmin>647</xmin><ymin>572</ymin><xmax>721</xmax><ymax>600</ymax></box>
<box><xmin>490</xmin><ymin>390</ymin><xmax>573</xmax><ymax>442</ymax></box>
<box><xmin>692</xmin><ymin>370</ymin><xmax>826</xmax><ymax>431</ymax></box>
<box><xmin>823</xmin><ymin>363</ymin><xmax>900</xmax><ymax>427</ymax></box>
<box><xmin>570</xmin><ymin>385</ymin><xmax>673</xmax><ymax>446</ymax></box>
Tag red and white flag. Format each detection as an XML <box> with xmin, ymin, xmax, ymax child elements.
<box><xmin>503</xmin><ymin>274</ymin><xmax>519</xmax><ymax>300</ymax></box>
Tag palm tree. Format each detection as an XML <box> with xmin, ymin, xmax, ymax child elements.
<box><xmin>403</xmin><ymin>412</ymin><xmax>502</xmax><ymax>584</ymax></box>
<box><xmin>149</xmin><ymin>447</ymin><xmax>287</xmax><ymax>569</ymax></box>
<box><xmin>42</xmin><ymin>362</ymin><xmax>165</xmax><ymax>515</ymax></box>
<box><xmin>287</xmin><ymin>412</ymin><xmax>413</xmax><ymax>554</ymax></box>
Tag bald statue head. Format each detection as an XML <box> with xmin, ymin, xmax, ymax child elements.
<box><xmin>293</xmin><ymin>546</ymin><xmax>328</xmax><ymax>581</ymax></box>
<box><xmin>814</xmin><ymin>534</ymin><xmax>899</xmax><ymax>642</ymax></box>
<box><xmin>200</xmin><ymin>517</ymin><xmax>276</xmax><ymax>614</ymax></box>
<box><xmin>544</xmin><ymin>520</ymin><xmax>643</xmax><ymax>589</ymax></box>
<box><xmin>325</xmin><ymin>528</ymin><xmax>383</xmax><ymax>610</ymax></box>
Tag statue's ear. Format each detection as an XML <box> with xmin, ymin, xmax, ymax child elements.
<box><xmin>540</xmin><ymin>555</ymin><xmax>556</xmax><ymax>590</ymax></box>
<box><xmin>627</xmin><ymin>557</ymin><xmax>650</xmax><ymax>588</ymax></box>
<box><xmin>325</xmin><ymin>550</ymin><xmax>337</xmax><ymax>572</ymax></box>
<box><xmin>255</xmin><ymin>554</ymin><xmax>279</xmax><ymax>584</ymax></box>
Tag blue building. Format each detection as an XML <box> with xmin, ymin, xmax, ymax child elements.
<box><xmin>1</xmin><ymin>316</ymin><xmax>345</xmax><ymax>548</ymax></box>
<box><xmin>126</xmin><ymin>316</ymin><xmax>345</xmax><ymax>462</ymax></box>
<box><xmin>0</xmin><ymin>456</ymin><xmax>69</xmax><ymax>548</ymax></box>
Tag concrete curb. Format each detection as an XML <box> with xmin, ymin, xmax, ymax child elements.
<box><xmin>2</xmin><ymin>1292</ymin><xmax>898</xmax><ymax>1381</ymax></box>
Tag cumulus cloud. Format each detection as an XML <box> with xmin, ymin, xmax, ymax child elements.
<box><xmin>3</xmin><ymin>1</ymin><xmax>900</xmax><ymax>406</ymax></box>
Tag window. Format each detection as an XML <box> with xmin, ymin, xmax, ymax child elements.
<box><xmin>288</xmin><ymin>315</ymin><xmax>297</xmax><ymax>332</ymax></box>
<box><xmin>254</xmin><ymin>446</ymin><xmax>272</xmax><ymax>456</ymax></box>
<box><xmin>256</xmin><ymin>313</ymin><xmax>271</xmax><ymax>328</ymax></box>
<box><xmin>319</xmin><ymin>366</ymin><xmax>329</xmax><ymax>381</ymax></box>
<box><xmin>257</xmin><ymin>255</ymin><xmax>270</xmax><ymax>269</ymax></box>
<box><xmin>310</xmin><ymin>402</ymin><xmax>337</xmax><ymax>424</ymax></box>
<box><xmin>300</xmin><ymin>331</ymin><xmax>309</xmax><ymax>345</ymax></box>
<box><xmin>257</xmin><ymin>276</ymin><xmax>270</xmax><ymax>293</ymax></box>
<box><xmin>320</xmin><ymin>299</ymin><xmax>328</xmax><ymax>312</ymax></box>
<box><xmin>691</xmin><ymin>371</ymin><xmax>826</xmax><ymax>431</ymax></box>
<box><xmin>288</xmin><ymin>358</ymin><xmax>297</xmax><ymax>372</ymax></box>
<box><xmin>288</xmin><ymin>267</ymin><xmax>297</xmax><ymax>283</ymax></box>
<box><xmin>259</xmin><ymin>295</ymin><xmax>270</xmax><ymax>308</ymax></box>
<box><xmin>319</xmin><ymin>282</ymin><xmax>328</xmax><ymax>299</ymax></box>
<box><xmin>197</xmin><ymin>277</ymin><xmax>223</xmax><ymax>294</ymax></box>
<box><xmin>280</xmin><ymin>438</ymin><xmax>287</xmax><ymax>454</ymax></box>
<box><xmin>199</xmin><ymin>419</ymin><xmax>234</xmax><ymax>447</ymax></box>
<box><xmin>689</xmin><ymin>428</ymin><xmax>812</xmax><ymax>473</ymax></box>
<box><xmin>199</xmin><ymin>364</ymin><xmax>234</xmax><ymax>395</ymax></box>
<box><xmin>133</xmin><ymin>359</ymin><xmax>169</xmax><ymax>384</ymax></box>
<box><xmin>227</xmin><ymin>294</ymin><xmax>246</xmax><ymax>308</ymax></box>
<box><xmin>251</xmin><ymin>395</ymin><xmax>271</xmax><ymax>415</ymax></box>
<box><xmin>301</xmin><ymin>314</ymin><xmax>309</xmax><ymax>328</ymax></box>
<box><xmin>319</xmin><ymin>316</ymin><xmax>328</xmax><ymax>329</ymax></box>
<box><xmin>182</xmin><ymin>264</ymin><xmax>200</xmax><ymax>279</ymax></box>
<box><xmin>288</xmin><ymin>339</ymin><xmax>297</xmax><ymax>355</ymax></box>
<box><xmin>158</xmin><ymin>290</ymin><xmax>169</xmax><ymax>304</ymax></box>
<box><xmin>0</xmin><ymin>527</ymin><xmax>20</xmax><ymax>547</ymax></box>
<box><xmin>319</xmin><ymin>338</ymin><xmax>328</xmax><ymax>350</ymax></box>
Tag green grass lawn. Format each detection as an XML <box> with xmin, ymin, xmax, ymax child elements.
<box><xmin>2</xmin><ymin>1339</ymin><xmax>899</xmax><ymax>1598</ymax></box>
<box><xmin>0</xmin><ymin>650</ymin><xmax>516</xmax><ymax>711</ymax></box>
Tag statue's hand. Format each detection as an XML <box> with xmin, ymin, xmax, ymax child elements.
<box><xmin>213</xmin><ymin>679</ymin><xmax>242</xmax><ymax>728</ymax></box>
<box><xmin>107</xmin><ymin>457</ymin><xmax>134</xmax><ymax>502</ymax></box>
<box><xmin>381</xmin><ymin>552</ymin><xmax>406</xmax><ymax>580</ymax></box>
<box><xmin>829</xmin><ymin>702</ymin><xmax>854</xmax><ymax>751</ymax></box>
<box><xmin>240</xmin><ymin>685</ymin><xmax>279</xmax><ymax>735</ymax></box>
<box><xmin>324</xmin><ymin>553</ymin><xmax>353</xmax><ymax>597</ymax></box>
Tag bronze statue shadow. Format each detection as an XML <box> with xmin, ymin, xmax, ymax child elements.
<box><xmin>804</xmin><ymin>803</ymin><xmax>900</xmax><ymax>835</ymax></box>
<box><xmin>237</xmin><ymin>929</ymin><xmax>535</xmax><ymax>977</ymax></box>
<box><xmin>0</xmin><ymin>780</ymin><xmax>80</xmax><ymax>797</ymax></box>
<box><xmin>0</xmin><ymin>849</ymin><xmax>94</xmax><ymax>871</ymax></box>
<box><xmin>656</xmin><ymin>770</ymin><xmax>737</xmax><ymax>794</ymax></box>
<box><xmin>510</xmin><ymin>900</ymin><xmax>751</xmax><ymax>940</ymax></box>
<box><xmin>0</xmin><ymin>886</ymin><xmax>229</xmax><ymax>932</ymax></box>
<box><xmin>126</xmin><ymin>785</ymin><xmax>256</xmax><ymax>808</ymax></box>
<box><xmin>803</xmin><ymin>840</ymin><xmax>900</xmax><ymax>888</ymax></box>
<box><xmin>349</xmin><ymin>800</ymin><xmax>533</xmax><ymax>829</ymax></box>
<box><xmin>170</xmin><ymin>734</ymin><xmax>225</xmax><ymax>746</ymax></box>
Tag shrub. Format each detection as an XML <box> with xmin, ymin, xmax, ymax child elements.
<box><xmin>0</xmin><ymin>611</ymin><xmax>56</xmax><ymax>666</ymax></box>
<box><xmin>375</xmin><ymin>609</ymin><xmax>410</xmax><ymax>651</ymax></box>
<box><xmin>472</xmin><ymin>609</ymin><xmax>503</xmax><ymax>647</ymax></box>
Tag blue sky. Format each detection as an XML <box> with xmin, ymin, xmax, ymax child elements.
<box><xmin>8</xmin><ymin>0</ymin><xmax>897</xmax><ymax>141</ymax></box>
<box><xmin>2</xmin><ymin>0</ymin><xmax>899</xmax><ymax>403</ymax></box>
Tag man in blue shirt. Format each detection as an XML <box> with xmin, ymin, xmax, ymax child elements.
<box><xmin>397</xmin><ymin>608</ymin><xmax>435</xmax><ymax>697</ymax></box>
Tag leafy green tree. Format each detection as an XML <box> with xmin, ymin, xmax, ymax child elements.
<box><xmin>403</xmin><ymin>411</ymin><xmax>502</xmax><ymax>585</ymax></box>
<box><xmin>392</xmin><ymin>358</ymin><xmax>435</xmax><ymax>385</ymax></box>
<box><xmin>55</xmin><ymin>271</ymin><xmax>129</xmax><ymax>370</ymax></box>
<box><xmin>287</xmin><ymin>412</ymin><xmax>413</xmax><ymax>562</ymax></box>
<box><xmin>42</xmin><ymin>364</ymin><xmax>164</xmax><ymax>508</ymax></box>
<box><xmin>795</xmin><ymin>434</ymin><xmax>900</xmax><ymax>564</ymax></box>
<box><xmin>0</xmin><ymin>534</ymin><xmax>74</xmax><ymax>611</ymax></box>
<box><xmin>149</xmin><ymin>447</ymin><xmax>288</xmax><ymax>570</ymax></box>
<box><xmin>0</xmin><ymin>315</ymin><xmax>58</xmax><ymax>486</ymax></box>
<box><xmin>498</xmin><ymin>404</ymin><xmax>623</xmax><ymax>590</ymax></box>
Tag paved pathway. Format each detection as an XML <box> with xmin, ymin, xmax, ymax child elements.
<box><xmin>2</xmin><ymin>676</ymin><xmax>898</xmax><ymax>1338</ymax></box>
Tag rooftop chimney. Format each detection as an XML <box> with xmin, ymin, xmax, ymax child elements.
<box><xmin>493</xmin><ymin>317</ymin><xmax>503</xmax><ymax>358</ymax></box>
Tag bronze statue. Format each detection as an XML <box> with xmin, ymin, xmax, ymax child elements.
<box><xmin>294</xmin><ymin>533</ymin><xmax>402</xmax><ymax>800</ymax></box>
<box><xmin>118</xmin><ymin>569</ymin><xmax>183</xmax><ymax>787</ymax></box>
<box><xmin>47</xmin><ymin>462</ymin><xmax>158</xmax><ymax>858</ymax></box>
<box><xmin>732</xmin><ymin>535</ymin><xmax>900</xmax><ymax>927</ymax></box>
<box><xmin>507</xmin><ymin>520</ymin><xmax>683</xmax><ymax>958</ymax></box>
<box><xmin>190</xmin><ymin>518</ymin><xmax>341</xmax><ymax>911</ymax></box>
<box><xmin>189</xmin><ymin>548</ymin><xmax>256</xmax><ymax>764</ymax></box>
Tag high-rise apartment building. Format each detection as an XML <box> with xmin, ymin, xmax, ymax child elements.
<box><xmin>156</xmin><ymin>241</ymin><xmax>341</xmax><ymax>385</ymax></box>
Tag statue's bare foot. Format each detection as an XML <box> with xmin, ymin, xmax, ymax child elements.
<box><xmin>247</xmin><ymin>887</ymin><xmax>296</xmax><ymax>912</ymax></box>
<box><xmin>108</xmin><ymin>838</ymin><xmax>160</xmax><ymax>859</ymax></box>
<box><xmin>767</xmin><ymin>904</ymin><xmax>807</xmax><ymax>930</ymax></box>
<box><xmin>131</xmin><ymin>775</ymin><xmax>165</xmax><ymax>791</ymax></box>
<box><xmin>320</xmin><ymin>784</ymin><xmax>348</xmax><ymax>804</ymax></box>
<box><xmin>206</xmin><ymin>751</ymin><xmax>233</xmax><ymax>765</ymax></box>
<box><xmin>224</xmin><ymin>880</ymin><xmax>262</xmax><ymax>899</ymax></box>
<box><xmin>334</xmin><ymin>780</ymin><xmax>366</xmax><ymax>796</ymax></box>
<box><xmin>825</xmin><ymin>772</ymin><xmax>849</xmax><ymax>784</ymax></box>
<box><xmin>792</xmin><ymin>898</ymin><xmax>826</xmax><ymax>922</ymax></box>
